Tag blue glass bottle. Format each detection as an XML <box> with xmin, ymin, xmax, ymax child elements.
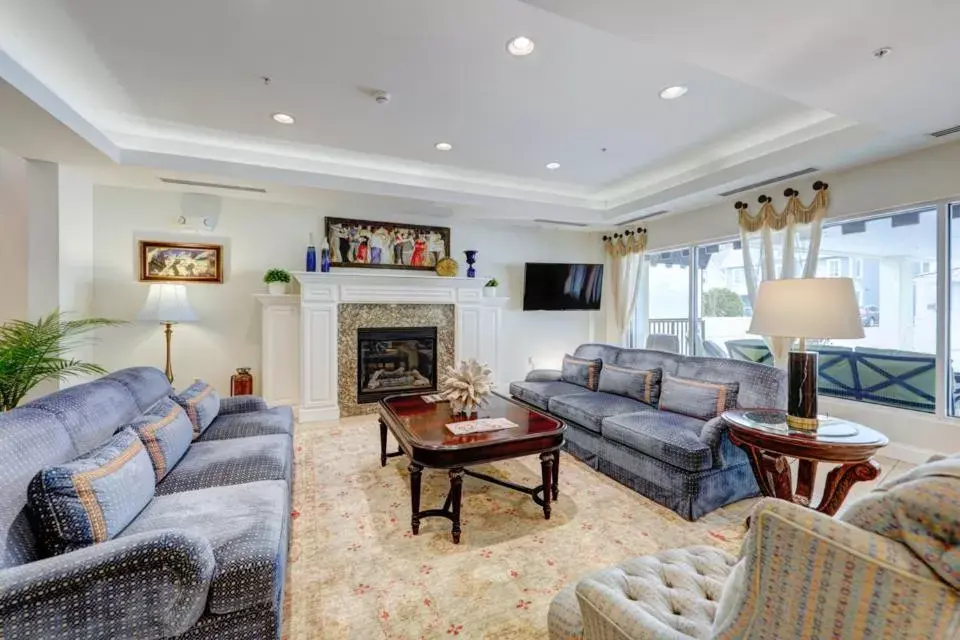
<box><xmin>306</xmin><ymin>233</ymin><xmax>317</xmax><ymax>272</ymax></box>
<box><xmin>320</xmin><ymin>236</ymin><xmax>331</xmax><ymax>272</ymax></box>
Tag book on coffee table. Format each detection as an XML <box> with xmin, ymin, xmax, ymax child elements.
<box><xmin>445</xmin><ymin>417</ymin><xmax>518</xmax><ymax>435</ymax></box>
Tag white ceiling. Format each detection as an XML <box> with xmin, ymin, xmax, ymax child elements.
<box><xmin>0</xmin><ymin>0</ymin><xmax>954</xmax><ymax>225</ymax></box>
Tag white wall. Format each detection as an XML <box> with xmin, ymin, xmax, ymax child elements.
<box><xmin>638</xmin><ymin>140</ymin><xmax>960</xmax><ymax>459</ymax></box>
<box><xmin>0</xmin><ymin>148</ymin><xmax>28</xmax><ymax>322</ymax></box>
<box><xmin>91</xmin><ymin>185</ymin><xmax>604</xmax><ymax>392</ymax></box>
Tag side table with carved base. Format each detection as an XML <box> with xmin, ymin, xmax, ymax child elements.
<box><xmin>722</xmin><ymin>409</ymin><xmax>889</xmax><ymax>516</ymax></box>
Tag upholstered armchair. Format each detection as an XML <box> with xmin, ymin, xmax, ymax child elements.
<box><xmin>549</xmin><ymin>455</ymin><xmax>960</xmax><ymax>639</ymax></box>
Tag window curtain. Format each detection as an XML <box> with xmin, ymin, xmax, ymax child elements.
<box><xmin>737</xmin><ymin>182</ymin><xmax>830</xmax><ymax>367</ymax></box>
<box><xmin>603</xmin><ymin>228</ymin><xmax>647</xmax><ymax>345</ymax></box>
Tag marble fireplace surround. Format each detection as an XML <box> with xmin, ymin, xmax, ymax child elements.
<box><xmin>292</xmin><ymin>272</ymin><xmax>505</xmax><ymax>422</ymax></box>
<box><xmin>338</xmin><ymin>304</ymin><xmax>455</xmax><ymax>417</ymax></box>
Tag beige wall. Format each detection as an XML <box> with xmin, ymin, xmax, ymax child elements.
<box><xmin>90</xmin><ymin>185</ymin><xmax>605</xmax><ymax>393</ymax></box>
<box><xmin>0</xmin><ymin>148</ymin><xmax>28</xmax><ymax>322</ymax></box>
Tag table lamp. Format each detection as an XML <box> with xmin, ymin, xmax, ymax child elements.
<box><xmin>748</xmin><ymin>278</ymin><xmax>864</xmax><ymax>432</ymax></box>
<box><xmin>138</xmin><ymin>283</ymin><xmax>198</xmax><ymax>382</ymax></box>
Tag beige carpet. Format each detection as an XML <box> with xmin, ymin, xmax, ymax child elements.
<box><xmin>283</xmin><ymin>416</ymin><xmax>754</xmax><ymax>640</ymax></box>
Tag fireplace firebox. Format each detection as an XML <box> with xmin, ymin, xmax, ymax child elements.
<box><xmin>356</xmin><ymin>326</ymin><xmax>438</xmax><ymax>404</ymax></box>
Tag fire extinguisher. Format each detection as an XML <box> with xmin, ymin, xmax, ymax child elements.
<box><xmin>231</xmin><ymin>367</ymin><xmax>254</xmax><ymax>396</ymax></box>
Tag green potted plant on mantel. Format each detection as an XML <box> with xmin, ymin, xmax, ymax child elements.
<box><xmin>0</xmin><ymin>311</ymin><xmax>124</xmax><ymax>412</ymax></box>
<box><xmin>264</xmin><ymin>268</ymin><xmax>292</xmax><ymax>295</ymax></box>
<box><xmin>484</xmin><ymin>278</ymin><xmax>499</xmax><ymax>298</ymax></box>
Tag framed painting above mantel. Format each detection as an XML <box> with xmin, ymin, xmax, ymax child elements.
<box><xmin>324</xmin><ymin>217</ymin><xmax>451</xmax><ymax>272</ymax></box>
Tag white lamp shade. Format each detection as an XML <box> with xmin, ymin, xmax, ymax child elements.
<box><xmin>748</xmin><ymin>278</ymin><xmax>864</xmax><ymax>340</ymax></box>
<box><xmin>138</xmin><ymin>284</ymin><xmax>198</xmax><ymax>323</ymax></box>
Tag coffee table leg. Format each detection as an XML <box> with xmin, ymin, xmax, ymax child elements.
<box><xmin>379</xmin><ymin>420</ymin><xmax>388</xmax><ymax>467</ymax></box>
<box><xmin>817</xmin><ymin>459</ymin><xmax>881</xmax><ymax>516</ymax></box>
<box><xmin>449</xmin><ymin>468</ymin><xmax>463</xmax><ymax>544</ymax></box>
<box><xmin>551</xmin><ymin>450</ymin><xmax>560</xmax><ymax>501</ymax></box>
<box><xmin>539</xmin><ymin>452</ymin><xmax>553</xmax><ymax>520</ymax></box>
<box><xmin>408</xmin><ymin>462</ymin><xmax>423</xmax><ymax>535</ymax></box>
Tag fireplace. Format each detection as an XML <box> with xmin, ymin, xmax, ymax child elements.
<box><xmin>356</xmin><ymin>326</ymin><xmax>438</xmax><ymax>403</ymax></box>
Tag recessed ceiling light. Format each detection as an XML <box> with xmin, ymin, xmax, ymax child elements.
<box><xmin>435</xmin><ymin>142</ymin><xmax>453</xmax><ymax>151</ymax></box>
<box><xmin>546</xmin><ymin>162</ymin><xmax>561</xmax><ymax>170</ymax></box>
<box><xmin>659</xmin><ymin>85</ymin><xmax>688</xmax><ymax>100</ymax></box>
<box><xmin>507</xmin><ymin>36</ymin><xmax>535</xmax><ymax>56</ymax></box>
<box><xmin>272</xmin><ymin>112</ymin><xmax>295</xmax><ymax>124</ymax></box>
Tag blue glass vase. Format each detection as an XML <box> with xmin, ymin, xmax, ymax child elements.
<box><xmin>464</xmin><ymin>250</ymin><xmax>478</xmax><ymax>278</ymax></box>
<box><xmin>306</xmin><ymin>233</ymin><xmax>317</xmax><ymax>272</ymax></box>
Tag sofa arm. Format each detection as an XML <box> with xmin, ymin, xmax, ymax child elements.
<box><xmin>526</xmin><ymin>369</ymin><xmax>562</xmax><ymax>382</ymax></box>
<box><xmin>713</xmin><ymin>499</ymin><xmax>960</xmax><ymax>639</ymax></box>
<box><xmin>218</xmin><ymin>394</ymin><xmax>268</xmax><ymax>415</ymax></box>
<box><xmin>699</xmin><ymin>417</ymin><xmax>749</xmax><ymax>469</ymax></box>
<box><xmin>0</xmin><ymin>529</ymin><xmax>215</xmax><ymax>640</ymax></box>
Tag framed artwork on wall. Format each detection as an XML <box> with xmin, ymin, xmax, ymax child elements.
<box><xmin>324</xmin><ymin>217</ymin><xmax>451</xmax><ymax>272</ymax></box>
<box><xmin>138</xmin><ymin>240</ymin><xmax>223</xmax><ymax>283</ymax></box>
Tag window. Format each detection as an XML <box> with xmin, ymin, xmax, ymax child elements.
<box><xmin>634</xmin><ymin>249</ymin><xmax>692</xmax><ymax>353</ymax></box>
<box><xmin>696</xmin><ymin>240</ymin><xmax>753</xmax><ymax>358</ymax></box>
<box><xmin>948</xmin><ymin>204</ymin><xmax>960</xmax><ymax>416</ymax></box>
<box><xmin>825</xmin><ymin>258</ymin><xmax>842</xmax><ymax>278</ymax></box>
<box><xmin>852</xmin><ymin>258</ymin><xmax>863</xmax><ymax>279</ymax></box>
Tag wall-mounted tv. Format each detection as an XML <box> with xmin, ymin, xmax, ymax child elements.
<box><xmin>523</xmin><ymin>263</ymin><xmax>604</xmax><ymax>311</ymax></box>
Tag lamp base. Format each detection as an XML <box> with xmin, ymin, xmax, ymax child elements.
<box><xmin>163</xmin><ymin>322</ymin><xmax>175</xmax><ymax>383</ymax></box>
<box><xmin>787</xmin><ymin>350</ymin><xmax>819</xmax><ymax>433</ymax></box>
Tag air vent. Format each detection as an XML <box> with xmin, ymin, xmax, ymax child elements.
<box><xmin>718</xmin><ymin>168</ymin><xmax>819</xmax><ymax>197</ymax></box>
<box><xmin>620</xmin><ymin>210</ymin><xmax>668</xmax><ymax>225</ymax></box>
<box><xmin>533</xmin><ymin>219</ymin><xmax>589</xmax><ymax>227</ymax></box>
<box><xmin>159</xmin><ymin>178</ymin><xmax>267</xmax><ymax>193</ymax></box>
<box><xmin>930</xmin><ymin>124</ymin><xmax>960</xmax><ymax>138</ymax></box>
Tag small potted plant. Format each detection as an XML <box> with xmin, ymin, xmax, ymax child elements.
<box><xmin>484</xmin><ymin>278</ymin><xmax>499</xmax><ymax>298</ymax></box>
<box><xmin>264</xmin><ymin>268</ymin><xmax>292</xmax><ymax>295</ymax></box>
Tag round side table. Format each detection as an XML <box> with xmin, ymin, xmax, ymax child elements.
<box><xmin>722</xmin><ymin>408</ymin><xmax>889</xmax><ymax>516</ymax></box>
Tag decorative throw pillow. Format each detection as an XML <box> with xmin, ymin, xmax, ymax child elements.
<box><xmin>28</xmin><ymin>428</ymin><xmax>156</xmax><ymax>555</ymax></box>
<box><xmin>173</xmin><ymin>379</ymin><xmax>221</xmax><ymax>437</ymax></box>
<box><xmin>128</xmin><ymin>398</ymin><xmax>194</xmax><ymax>481</ymax></box>
<box><xmin>598</xmin><ymin>365</ymin><xmax>662</xmax><ymax>405</ymax></box>
<box><xmin>561</xmin><ymin>355</ymin><xmax>602</xmax><ymax>391</ymax></box>
<box><xmin>658</xmin><ymin>374</ymin><xmax>739</xmax><ymax>421</ymax></box>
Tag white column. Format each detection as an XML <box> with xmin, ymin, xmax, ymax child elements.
<box><xmin>878</xmin><ymin>257</ymin><xmax>913</xmax><ymax>349</ymax></box>
<box><xmin>256</xmin><ymin>294</ymin><xmax>300</xmax><ymax>407</ymax></box>
<box><xmin>299</xmin><ymin>283</ymin><xmax>340</xmax><ymax>422</ymax></box>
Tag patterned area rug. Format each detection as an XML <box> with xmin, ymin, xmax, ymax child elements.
<box><xmin>283</xmin><ymin>416</ymin><xmax>755</xmax><ymax>639</ymax></box>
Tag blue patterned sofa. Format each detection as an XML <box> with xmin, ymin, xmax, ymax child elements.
<box><xmin>0</xmin><ymin>367</ymin><xmax>294</xmax><ymax>639</ymax></box>
<box><xmin>510</xmin><ymin>345</ymin><xmax>786</xmax><ymax>520</ymax></box>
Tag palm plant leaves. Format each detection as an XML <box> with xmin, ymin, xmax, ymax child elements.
<box><xmin>0</xmin><ymin>311</ymin><xmax>124</xmax><ymax>411</ymax></box>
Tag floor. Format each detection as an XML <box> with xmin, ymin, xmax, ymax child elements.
<box><xmin>282</xmin><ymin>416</ymin><xmax>752</xmax><ymax>640</ymax></box>
<box><xmin>788</xmin><ymin>455</ymin><xmax>916</xmax><ymax>514</ymax></box>
<box><xmin>281</xmin><ymin>416</ymin><xmax>916</xmax><ymax>640</ymax></box>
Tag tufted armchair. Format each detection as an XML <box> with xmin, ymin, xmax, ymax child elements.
<box><xmin>549</xmin><ymin>453</ymin><xmax>960</xmax><ymax>639</ymax></box>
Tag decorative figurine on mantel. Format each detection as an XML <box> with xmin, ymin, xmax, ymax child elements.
<box><xmin>439</xmin><ymin>359</ymin><xmax>494</xmax><ymax>416</ymax></box>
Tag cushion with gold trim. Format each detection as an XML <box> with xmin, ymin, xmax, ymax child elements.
<box><xmin>173</xmin><ymin>379</ymin><xmax>221</xmax><ymax>438</ymax></box>
<box><xmin>27</xmin><ymin>428</ymin><xmax>156</xmax><ymax>555</ymax></box>
<box><xmin>128</xmin><ymin>398</ymin><xmax>194</xmax><ymax>482</ymax></box>
<box><xmin>561</xmin><ymin>354</ymin><xmax>603</xmax><ymax>392</ymax></box>
<box><xmin>658</xmin><ymin>374</ymin><xmax>739</xmax><ymax>421</ymax></box>
<box><xmin>598</xmin><ymin>365</ymin><xmax>662</xmax><ymax>406</ymax></box>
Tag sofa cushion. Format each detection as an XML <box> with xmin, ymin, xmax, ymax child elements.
<box><xmin>173</xmin><ymin>380</ymin><xmax>221</xmax><ymax>438</ymax></box>
<box><xmin>602</xmin><ymin>411</ymin><xmax>712</xmax><ymax>472</ymax></box>
<box><xmin>104</xmin><ymin>367</ymin><xmax>173</xmax><ymax>413</ymax></box>
<box><xmin>509</xmin><ymin>380</ymin><xmax>587</xmax><ymax>412</ymax></box>
<box><xmin>548</xmin><ymin>392</ymin><xmax>652</xmax><ymax>434</ymax></box>
<box><xmin>659</xmin><ymin>375</ymin><xmax>739</xmax><ymax>421</ymax></box>
<box><xmin>28</xmin><ymin>428</ymin><xmax>156</xmax><ymax>554</ymax></box>
<box><xmin>157</xmin><ymin>434</ymin><xmax>292</xmax><ymax>495</ymax></box>
<box><xmin>119</xmin><ymin>479</ymin><xmax>288</xmax><ymax>615</ymax></box>
<box><xmin>199</xmin><ymin>406</ymin><xmax>294</xmax><ymax>441</ymax></box>
<box><xmin>561</xmin><ymin>355</ymin><xmax>602</xmax><ymax>391</ymax></box>
<box><xmin>598</xmin><ymin>365</ymin><xmax>662</xmax><ymax>405</ymax></box>
<box><xmin>127</xmin><ymin>398</ymin><xmax>194</xmax><ymax>481</ymax></box>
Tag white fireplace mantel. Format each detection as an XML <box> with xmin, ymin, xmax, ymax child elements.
<box><xmin>257</xmin><ymin>271</ymin><xmax>506</xmax><ymax>422</ymax></box>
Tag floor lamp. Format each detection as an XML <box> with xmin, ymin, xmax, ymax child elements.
<box><xmin>138</xmin><ymin>283</ymin><xmax>198</xmax><ymax>383</ymax></box>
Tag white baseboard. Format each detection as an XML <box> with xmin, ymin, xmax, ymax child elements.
<box><xmin>298</xmin><ymin>405</ymin><xmax>340</xmax><ymax>423</ymax></box>
<box><xmin>881</xmin><ymin>441</ymin><xmax>938</xmax><ymax>465</ymax></box>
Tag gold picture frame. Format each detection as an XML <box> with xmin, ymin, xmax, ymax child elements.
<box><xmin>138</xmin><ymin>240</ymin><xmax>223</xmax><ymax>283</ymax></box>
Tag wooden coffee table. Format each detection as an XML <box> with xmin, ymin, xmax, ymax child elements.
<box><xmin>379</xmin><ymin>392</ymin><xmax>565</xmax><ymax>544</ymax></box>
<box><xmin>722</xmin><ymin>408</ymin><xmax>889</xmax><ymax>515</ymax></box>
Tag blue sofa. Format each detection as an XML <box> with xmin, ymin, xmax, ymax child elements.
<box><xmin>0</xmin><ymin>367</ymin><xmax>294</xmax><ymax>639</ymax></box>
<box><xmin>510</xmin><ymin>344</ymin><xmax>786</xmax><ymax>520</ymax></box>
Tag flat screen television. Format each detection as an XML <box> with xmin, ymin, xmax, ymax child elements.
<box><xmin>523</xmin><ymin>263</ymin><xmax>604</xmax><ymax>311</ymax></box>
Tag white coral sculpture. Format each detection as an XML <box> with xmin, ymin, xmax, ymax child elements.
<box><xmin>439</xmin><ymin>359</ymin><xmax>494</xmax><ymax>415</ymax></box>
